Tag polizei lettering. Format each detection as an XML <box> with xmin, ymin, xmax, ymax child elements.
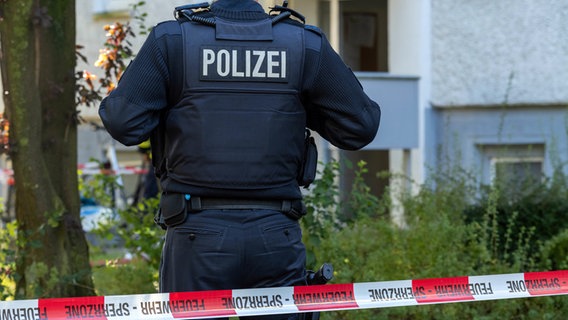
<box><xmin>0</xmin><ymin>307</ymin><xmax>47</xmax><ymax>320</ymax></box>
<box><xmin>201</xmin><ymin>46</ymin><xmax>288</xmax><ymax>82</ymax></box>
<box><xmin>222</xmin><ymin>295</ymin><xmax>283</xmax><ymax>310</ymax></box>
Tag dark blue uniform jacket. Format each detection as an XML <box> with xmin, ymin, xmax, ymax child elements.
<box><xmin>99</xmin><ymin>0</ymin><xmax>381</xmax><ymax>200</ymax></box>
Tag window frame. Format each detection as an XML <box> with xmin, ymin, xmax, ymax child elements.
<box><xmin>477</xmin><ymin>143</ymin><xmax>545</xmax><ymax>185</ymax></box>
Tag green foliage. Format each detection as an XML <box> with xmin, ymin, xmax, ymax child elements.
<box><xmin>75</xmin><ymin>0</ymin><xmax>163</xmax><ymax>295</ymax></box>
<box><xmin>539</xmin><ymin>228</ymin><xmax>568</xmax><ymax>270</ymax></box>
<box><xmin>92</xmin><ymin>259</ymin><xmax>157</xmax><ymax>295</ymax></box>
<box><xmin>79</xmin><ymin>160</ymin><xmax>122</xmax><ymax>208</ymax></box>
<box><xmin>85</xmin><ymin>198</ymin><xmax>162</xmax><ymax>294</ymax></box>
<box><xmin>114</xmin><ymin>197</ymin><xmax>163</xmax><ymax>270</ymax></box>
<box><xmin>130</xmin><ymin>1</ymin><xmax>150</xmax><ymax>35</ymax></box>
<box><xmin>0</xmin><ymin>221</ymin><xmax>16</xmax><ymax>300</ymax></box>
<box><xmin>344</xmin><ymin>160</ymin><xmax>385</xmax><ymax>220</ymax></box>
<box><xmin>302</xmin><ymin>161</ymin><xmax>342</xmax><ymax>266</ymax></box>
<box><xmin>464</xmin><ymin>169</ymin><xmax>568</xmax><ymax>266</ymax></box>
<box><xmin>303</xmin><ymin>160</ymin><xmax>568</xmax><ymax>320</ymax></box>
<box><xmin>79</xmin><ymin>168</ymin><xmax>163</xmax><ymax>294</ymax></box>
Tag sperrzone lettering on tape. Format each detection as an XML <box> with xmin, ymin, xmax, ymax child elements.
<box><xmin>222</xmin><ymin>295</ymin><xmax>283</xmax><ymax>310</ymax></box>
<box><xmin>367</xmin><ymin>281</ymin><xmax>495</xmax><ymax>302</ymax></box>
<box><xmin>65</xmin><ymin>302</ymin><xmax>130</xmax><ymax>318</ymax></box>
<box><xmin>201</xmin><ymin>46</ymin><xmax>288</xmax><ymax>81</ymax></box>
<box><xmin>368</xmin><ymin>287</ymin><xmax>416</xmax><ymax>302</ymax></box>
<box><xmin>507</xmin><ymin>278</ymin><xmax>562</xmax><ymax>293</ymax></box>
<box><xmin>1</xmin><ymin>307</ymin><xmax>47</xmax><ymax>320</ymax></box>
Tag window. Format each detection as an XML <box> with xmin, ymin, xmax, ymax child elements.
<box><xmin>342</xmin><ymin>2</ymin><xmax>388</xmax><ymax>72</ymax></box>
<box><xmin>479</xmin><ymin>144</ymin><xmax>544</xmax><ymax>188</ymax></box>
<box><xmin>492</xmin><ymin>158</ymin><xmax>543</xmax><ymax>184</ymax></box>
<box><xmin>318</xmin><ymin>0</ymin><xmax>388</xmax><ymax>72</ymax></box>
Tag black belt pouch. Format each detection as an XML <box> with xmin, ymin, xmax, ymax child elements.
<box><xmin>159</xmin><ymin>193</ymin><xmax>187</xmax><ymax>227</ymax></box>
<box><xmin>298</xmin><ymin>130</ymin><xmax>318</xmax><ymax>188</ymax></box>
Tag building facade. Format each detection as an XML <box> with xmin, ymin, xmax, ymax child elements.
<box><xmin>430</xmin><ymin>0</ymin><xmax>568</xmax><ymax>187</ymax></box>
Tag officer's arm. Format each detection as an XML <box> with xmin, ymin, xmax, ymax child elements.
<box><xmin>303</xmin><ymin>32</ymin><xmax>381</xmax><ymax>150</ymax></box>
<box><xmin>98</xmin><ymin>27</ymin><xmax>170</xmax><ymax>146</ymax></box>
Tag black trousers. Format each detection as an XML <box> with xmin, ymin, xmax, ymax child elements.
<box><xmin>159</xmin><ymin>209</ymin><xmax>307</xmax><ymax>320</ymax></box>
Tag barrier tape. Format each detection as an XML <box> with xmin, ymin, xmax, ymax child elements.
<box><xmin>78</xmin><ymin>167</ymin><xmax>148</xmax><ymax>176</ymax></box>
<box><xmin>1</xmin><ymin>270</ymin><xmax>567</xmax><ymax>319</ymax></box>
<box><xmin>2</xmin><ymin>166</ymin><xmax>148</xmax><ymax>178</ymax></box>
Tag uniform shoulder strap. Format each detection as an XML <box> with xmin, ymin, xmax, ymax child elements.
<box><xmin>174</xmin><ymin>2</ymin><xmax>215</xmax><ymax>26</ymax></box>
<box><xmin>269</xmin><ymin>0</ymin><xmax>305</xmax><ymax>24</ymax></box>
<box><xmin>174</xmin><ymin>1</ymin><xmax>305</xmax><ymax>27</ymax></box>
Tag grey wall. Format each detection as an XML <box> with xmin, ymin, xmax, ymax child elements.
<box><xmin>434</xmin><ymin>106</ymin><xmax>568</xmax><ymax>181</ymax></box>
<box><xmin>431</xmin><ymin>0</ymin><xmax>568</xmax><ymax>107</ymax></box>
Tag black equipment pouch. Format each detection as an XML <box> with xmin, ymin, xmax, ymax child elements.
<box><xmin>155</xmin><ymin>193</ymin><xmax>187</xmax><ymax>228</ymax></box>
<box><xmin>286</xmin><ymin>200</ymin><xmax>307</xmax><ymax>220</ymax></box>
<box><xmin>298</xmin><ymin>130</ymin><xmax>318</xmax><ymax>188</ymax></box>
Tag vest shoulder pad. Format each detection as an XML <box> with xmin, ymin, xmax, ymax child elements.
<box><xmin>304</xmin><ymin>25</ymin><xmax>324</xmax><ymax>51</ymax></box>
<box><xmin>304</xmin><ymin>24</ymin><xmax>323</xmax><ymax>36</ymax></box>
<box><xmin>153</xmin><ymin>20</ymin><xmax>182</xmax><ymax>38</ymax></box>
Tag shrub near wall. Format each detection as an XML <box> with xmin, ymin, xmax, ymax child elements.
<box><xmin>312</xmin><ymin>163</ymin><xmax>568</xmax><ymax>320</ymax></box>
<box><xmin>90</xmin><ymin>197</ymin><xmax>162</xmax><ymax>295</ymax></box>
<box><xmin>84</xmin><ymin>160</ymin><xmax>567</xmax><ymax>318</ymax></box>
<box><xmin>465</xmin><ymin>170</ymin><xmax>568</xmax><ymax>269</ymax></box>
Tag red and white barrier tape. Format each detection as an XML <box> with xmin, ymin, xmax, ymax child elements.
<box><xmin>2</xmin><ymin>166</ymin><xmax>148</xmax><ymax>178</ymax></box>
<box><xmin>77</xmin><ymin>164</ymin><xmax>148</xmax><ymax>176</ymax></box>
<box><xmin>78</xmin><ymin>167</ymin><xmax>148</xmax><ymax>176</ymax></box>
<box><xmin>1</xmin><ymin>270</ymin><xmax>567</xmax><ymax>319</ymax></box>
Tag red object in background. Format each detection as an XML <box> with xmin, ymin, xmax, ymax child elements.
<box><xmin>0</xmin><ymin>113</ymin><xmax>9</xmax><ymax>153</ymax></box>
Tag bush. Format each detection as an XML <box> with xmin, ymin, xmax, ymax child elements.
<box><xmin>81</xmin><ymin>171</ymin><xmax>163</xmax><ymax>294</ymax></box>
<box><xmin>87</xmin><ymin>196</ymin><xmax>163</xmax><ymax>295</ymax></box>
<box><xmin>539</xmin><ymin>228</ymin><xmax>568</xmax><ymax>270</ymax></box>
<box><xmin>83</xmin><ymin>160</ymin><xmax>568</xmax><ymax>318</ymax></box>
<box><xmin>306</xmin><ymin>161</ymin><xmax>568</xmax><ymax>319</ymax></box>
<box><xmin>464</xmin><ymin>170</ymin><xmax>568</xmax><ymax>264</ymax></box>
<box><xmin>92</xmin><ymin>259</ymin><xmax>157</xmax><ymax>295</ymax></box>
<box><xmin>0</xmin><ymin>221</ymin><xmax>16</xmax><ymax>300</ymax></box>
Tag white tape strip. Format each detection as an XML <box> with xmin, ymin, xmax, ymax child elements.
<box><xmin>2</xmin><ymin>166</ymin><xmax>148</xmax><ymax>178</ymax></box>
<box><xmin>0</xmin><ymin>270</ymin><xmax>566</xmax><ymax>319</ymax></box>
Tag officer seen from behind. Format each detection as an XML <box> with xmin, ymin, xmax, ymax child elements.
<box><xmin>99</xmin><ymin>0</ymin><xmax>380</xmax><ymax>319</ymax></box>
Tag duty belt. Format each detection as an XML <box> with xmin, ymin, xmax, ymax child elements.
<box><xmin>155</xmin><ymin>194</ymin><xmax>307</xmax><ymax>229</ymax></box>
<box><xmin>188</xmin><ymin>197</ymin><xmax>293</xmax><ymax>212</ymax></box>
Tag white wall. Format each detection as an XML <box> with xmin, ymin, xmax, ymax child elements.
<box><xmin>388</xmin><ymin>0</ymin><xmax>432</xmax><ymax>186</ymax></box>
<box><xmin>432</xmin><ymin>0</ymin><xmax>568</xmax><ymax>106</ymax></box>
<box><xmin>431</xmin><ymin>0</ymin><xmax>568</xmax><ymax>184</ymax></box>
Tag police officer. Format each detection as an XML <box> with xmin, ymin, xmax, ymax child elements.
<box><xmin>99</xmin><ymin>0</ymin><xmax>380</xmax><ymax>319</ymax></box>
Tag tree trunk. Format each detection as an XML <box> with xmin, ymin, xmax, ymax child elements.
<box><xmin>0</xmin><ymin>0</ymin><xmax>95</xmax><ymax>298</ymax></box>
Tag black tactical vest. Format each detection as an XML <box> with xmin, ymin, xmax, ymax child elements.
<box><xmin>163</xmin><ymin>15</ymin><xmax>306</xmax><ymax>192</ymax></box>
